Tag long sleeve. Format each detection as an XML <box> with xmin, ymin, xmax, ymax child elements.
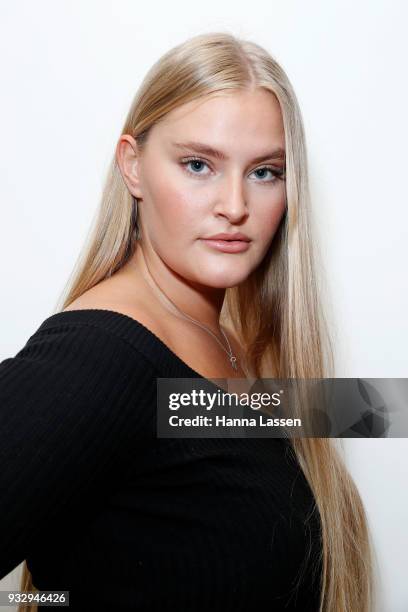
<box><xmin>0</xmin><ymin>321</ymin><xmax>157</xmax><ymax>580</ymax></box>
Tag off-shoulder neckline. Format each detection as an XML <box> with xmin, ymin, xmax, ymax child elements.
<box><xmin>36</xmin><ymin>308</ymin><xmax>227</xmax><ymax>383</ymax></box>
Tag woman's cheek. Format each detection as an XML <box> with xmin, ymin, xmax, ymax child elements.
<box><xmin>256</xmin><ymin>209</ymin><xmax>285</xmax><ymax>247</ymax></box>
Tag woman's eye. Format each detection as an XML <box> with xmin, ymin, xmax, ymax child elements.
<box><xmin>180</xmin><ymin>157</ymin><xmax>211</xmax><ymax>177</ymax></box>
<box><xmin>249</xmin><ymin>166</ymin><xmax>285</xmax><ymax>183</ymax></box>
<box><xmin>180</xmin><ymin>157</ymin><xmax>285</xmax><ymax>184</ymax></box>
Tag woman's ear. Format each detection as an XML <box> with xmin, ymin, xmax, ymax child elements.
<box><xmin>116</xmin><ymin>135</ymin><xmax>144</xmax><ymax>200</ymax></box>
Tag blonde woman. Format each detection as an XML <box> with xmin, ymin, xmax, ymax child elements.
<box><xmin>0</xmin><ymin>32</ymin><xmax>377</xmax><ymax>611</ymax></box>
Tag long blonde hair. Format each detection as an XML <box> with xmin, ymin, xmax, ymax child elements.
<box><xmin>20</xmin><ymin>32</ymin><xmax>379</xmax><ymax>611</ymax></box>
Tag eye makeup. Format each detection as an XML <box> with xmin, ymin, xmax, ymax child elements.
<box><xmin>179</xmin><ymin>156</ymin><xmax>286</xmax><ymax>185</ymax></box>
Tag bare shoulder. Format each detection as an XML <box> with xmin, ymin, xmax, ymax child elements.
<box><xmin>62</xmin><ymin>275</ymin><xmax>250</xmax><ymax>379</ymax></box>
<box><xmin>62</xmin><ymin>277</ymin><xmax>173</xmax><ymax>346</ymax></box>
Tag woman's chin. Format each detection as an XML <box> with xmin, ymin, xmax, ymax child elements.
<box><xmin>194</xmin><ymin>270</ymin><xmax>251</xmax><ymax>289</ymax></box>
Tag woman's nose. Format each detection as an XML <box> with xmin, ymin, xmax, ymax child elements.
<box><xmin>213</xmin><ymin>174</ymin><xmax>248</xmax><ymax>222</ymax></box>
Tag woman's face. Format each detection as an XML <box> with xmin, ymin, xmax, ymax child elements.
<box><xmin>122</xmin><ymin>89</ymin><xmax>286</xmax><ymax>289</ymax></box>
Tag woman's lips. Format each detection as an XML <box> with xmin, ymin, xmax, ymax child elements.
<box><xmin>201</xmin><ymin>238</ymin><xmax>251</xmax><ymax>253</ymax></box>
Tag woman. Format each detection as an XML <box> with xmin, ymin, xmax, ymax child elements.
<box><xmin>0</xmin><ymin>32</ymin><xmax>377</xmax><ymax>611</ymax></box>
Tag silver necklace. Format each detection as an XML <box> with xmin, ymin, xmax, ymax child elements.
<box><xmin>136</xmin><ymin>255</ymin><xmax>238</xmax><ymax>371</ymax></box>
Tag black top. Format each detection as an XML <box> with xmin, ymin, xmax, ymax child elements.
<box><xmin>0</xmin><ymin>309</ymin><xmax>323</xmax><ymax>611</ymax></box>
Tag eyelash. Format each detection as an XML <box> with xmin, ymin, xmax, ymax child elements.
<box><xmin>179</xmin><ymin>156</ymin><xmax>286</xmax><ymax>184</ymax></box>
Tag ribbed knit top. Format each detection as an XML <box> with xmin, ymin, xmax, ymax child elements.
<box><xmin>0</xmin><ymin>309</ymin><xmax>323</xmax><ymax>611</ymax></box>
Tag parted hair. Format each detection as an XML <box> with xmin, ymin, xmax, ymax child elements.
<box><xmin>20</xmin><ymin>31</ymin><xmax>378</xmax><ymax>612</ymax></box>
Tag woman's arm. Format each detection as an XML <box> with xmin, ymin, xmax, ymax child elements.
<box><xmin>0</xmin><ymin>322</ymin><xmax>157</xmax><ymax>579</ymax></box>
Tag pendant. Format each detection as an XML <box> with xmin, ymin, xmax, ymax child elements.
<box><xmin>230</xmin><ymin>355</ymin><xmax>238</xmax><ymax>371</ymax></box>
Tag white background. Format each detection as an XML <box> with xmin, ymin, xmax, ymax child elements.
<box><xmin>0</xmin><ymin>1</ymin><xmax>407</xmax><ymax>610</ymax></box>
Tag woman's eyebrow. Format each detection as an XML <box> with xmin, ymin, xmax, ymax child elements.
<box><xmin>172</xmin><ymin>140</ymin><xmax>285</xmax><ymax>163</ymax></box>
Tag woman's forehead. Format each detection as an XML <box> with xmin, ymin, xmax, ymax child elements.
<box><xmin>150</xmin><ymin>91</ymin><xmax>285</xmax><ymax>153</ymax></box>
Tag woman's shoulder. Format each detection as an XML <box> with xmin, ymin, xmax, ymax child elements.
<box><xmin>0</xmin><ymin>315</ymin><xmax>161</xmax><ymax>409</ymax></box>
<box><xmin>61</xmin><ymin>280</ymin><xmax>174</xmax><ymax>350</ymax></box>
<box><xmin>1</xmin><ymin>302</ymin><xmax>164</xmax><ymax>400</ymax></box>
<box><xmin>0</xmin><ymin>310</ymin><xmax>162</xmax><ymax>581</ymax></box>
